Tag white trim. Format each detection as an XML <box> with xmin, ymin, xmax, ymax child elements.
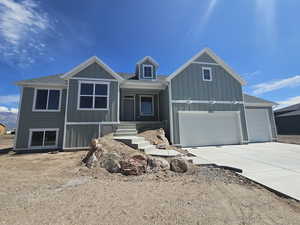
<box><xmin>139</xmin><ymin>95</ymin><xmax>154</xmax><ymax>116</ymax></box>
<box><xmin>245</xmin><ymin>102</ymin><xmax>275</xmax><ymax>107</ymax></box>
<box><xmin>98</xmin><ymin>123</ymin><xmax>101</xmax><ymax>138</ymax></box>
<box><xmin>172</xmin><ymin>100</ymin><xmax>244</xmax><ymax>104</ymax></box>
<box><xmin>136</xmin><ymin>56</ymin><xmax>159</xmax><ymax>67</ymax></box>
<box><xmin>168</xmin><ymin>82</ymin><xmax>174</xmax><ymax>144</ymax></box>
<box><xmin>241</xmin><ymin>94</ymin><xmax>250</xmax><ymax>142</ymax></box>
<box><xmin>192</xmin><ymin>61</ymin><xmax>219</xmax><ymax>66</ymax></box>
<box><xmin>120</xmin><ymin>80</ymin><xmax>166</xmax><ymax>90</ymax></box>
<box><xmin>202</xmin><ymin>67</ymin><xmax>212</xmax><ymax>81</ymax></box>
<box><xmin>61</xmin><ymin>56</ymin><xmax>124</xmax><ymax>81</ymax></box>
<box><xmin>32</xmin><ymin>88</ymin><xmax>62</xmax><ymax>112</ymax></box>
<box><xmin>265</xmin><ymin>109</ymin><xmax>274</xmax><ymax>141</ymax></box>
<box><xmin>142</xmin><ymin>64</ymin><xmax>154</xmax><ymax>79</ymax></box>
<box><xmin>77</xmin><ymin>80</ymin><xmax>110</xmax><ymax>111</ymax></box>
<box><xmin>270</xmin><ymin>108</ymin><xmax>278</xmax><ymax>139</ymax></box>
<box><xmin>63</xmin><ymin>80</ymin><xmax>70</xmax><ymax>149</ymax></box>
<box><xmin>13</xmin><ymin>87</ymin><xmax>23</xmax><ymax>149</ymax></box>
<box><xmin>166</xmin><ymin>48</ymin><xmax>246</xmax><ymax>85</ymax></box>
<box><xmin>28</xmin><ymin>128</ymin><xmax>59</xmax><ymax>149</ymax></box>
<box><xmin>71</xmin><ymin>77</ymin><xmax>118</xmax><ymax>82</ymax></box>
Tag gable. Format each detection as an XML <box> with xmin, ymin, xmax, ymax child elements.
<box><xmin>194</xmin><ymin>52</ymin><xmax>217</xmax><ymax>64</ymax></box>
<box><xmin>167</xmin><ymin>48</ymin><xmax>246</xmax><ymax>85</ymax></box>
<box><xmin>73</xmin><ymin>62</ymin><xmax>116</xmax><ymax>80</ymax></box>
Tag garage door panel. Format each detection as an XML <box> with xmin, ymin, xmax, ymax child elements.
<box><xmin>246</xmin><ymin>108</ymin><xmax>272</xmax><ymax>142</ymax></box>
<box><xmin>179</xmin><ymin>111</ymin><xmax>242</xmax><ymax>147</ymax></box>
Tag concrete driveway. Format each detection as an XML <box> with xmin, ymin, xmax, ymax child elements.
<box><xmin>185</xmin><ymin>142</ymin><xmax>300</xmax><ymax>200</ymax></box>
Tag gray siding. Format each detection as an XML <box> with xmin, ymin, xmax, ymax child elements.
<box><xmin>73</xmin><ymin>62</ymin><xmax>116</xmax><ymax>80</ymax></box>
<box><xmin>195</xmin><ymin>52</ymin><xmax>217</xmax><ymax>63</ymax></box>
<box><xmin>159</xmin><ymin>87</ymin><xmax>170</xmax><ymax>137</ymax></box>
<box><xmin>172</xmin><ymin>103</ymin><xmax>248</xmax><ymax>145</ymax></box>
<box><xmin>171</xmin><ymin>64</ymin><xmax>243</xmax><ymax>101</ymax></box>
<box><xmin>67</xmin><ymin>79</ymin><xmax>118</xmax><ymax>122</ymax></box>
<box><xmin>246</xmin><ymin>106</ymin><xmax>277</xmax><ymax>139</ymax></box>
<box><xmin>101</xmin><ymin>124</ymin><xmax>118</xmax><ymax>136</ymax></box>
<box><xmin>65</xmin><ymin>124</ymin><xmax>98</xmax><ymax>148</ymax></box>
<box><xmin>120</xmin><ymin>89</ymin><xmax>160</xmax><ymax>121</ymax></box>
<box><xmin>15</xmin><ymin>87</ymin><xmax>66</xmax><ymax>149</ymax></box>
<box><xmin>138</xmin><ymin>58</ymin><xmax>157</xmax><ymax>80</ymax></box>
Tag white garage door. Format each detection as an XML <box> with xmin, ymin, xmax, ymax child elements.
<box><xmin>246</xmin><ymin>108</ymin><xmax>272</xmax><ymax>142</ymax></box>
<box><xmin>178</xmin><ymin>111</ymin><xmax>242</xmax><ymax>147</ymax></box>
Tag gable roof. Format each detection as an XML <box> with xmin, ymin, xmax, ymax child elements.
<box><xmin>136</xmin><ymin>56</ymin><xmax>159</xmax><ymax>67</ymax></box>
<box><xmin>243</xmin><ymin>94</ymin><xmax>278</xmax><ymax>106</ymax></box>
<box><xmin>275</xmin><ymin>103</ymin><xmax>300</xmax><ymax>114</ymax></box>
<box><xmin>166</xmin><ymin>48</ymin><xmax>246</xmax><ymax>85</ymax></box>
<box><xmin>60</xmin><ymin>56</ymin><xmax>124</xmax><ymax>81</ymax></box>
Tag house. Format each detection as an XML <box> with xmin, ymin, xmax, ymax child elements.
<box><xmin>0</xmin><ymin>123</ymin><xmax>6</xmax><ymax>136</ymax></box>
<box><xmin>274</xmin><ymin>103</ymin><xmax>300</xmax><ymax>135</ymax></box>
<box><xmin>14</xmin><ymin>48</ymin><xmax>278</xmax><ymax>151</ymax></box>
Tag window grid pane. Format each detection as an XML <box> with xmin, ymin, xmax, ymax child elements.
<box><xmin>35</xmin><ymin>89</ymin><xmax>48</xmax><ymax>110</ymax></box>
<box><xmin>79</xmin><ymin>82</ymin><xmax>108</xmax><ymax>109</ymax></box>
<box><xmin>44</xmin><ymin>131</ymin><xmax>57</xmax><ymax>146</ymax></box>
<box><xmin>31</xmin><ymin>131</ymin><xmax>44</xmax><ymax>146</ymax></box>
<box><xmin>143</xmin><ymin>66</ymin><xmax>153</xmax><ymax>78</ymax></box>
<box><xmin>48</xmin><ymin>90</ymin><xmax>60</xmax><ymax>110</ymax></box>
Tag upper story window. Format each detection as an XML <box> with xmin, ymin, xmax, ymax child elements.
<box><xmin>78</xmin><ymin>81</ymin><xmax>109</xmax><ymax>110</ymax></box>
<box><xmin>142</xmin><ymin>65</ymin><xmax>154</xmax><ymax>79</ymax></box>
<box><xmin>34</xmin><ymin>89</ymin><xmax>61</xmax><ymax>111</ymax></box>
<box><xmin>202</xmin><ymin>67</ymin><xmax>212</xmax><ymax>81</ymax></box>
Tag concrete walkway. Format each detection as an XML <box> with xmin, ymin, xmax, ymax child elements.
<box><xmin>185</xmin><ymin>142</ymin><xmax>300</xmax><ymax>200</ymax></box>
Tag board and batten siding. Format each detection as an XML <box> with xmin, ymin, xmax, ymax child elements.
<box><xmin>73</xmin><ymin>62</ymin><xmax>117</xmax><ymax>80</ymax></box>
<box><xmin>246</xmin><ymin>106</ymin><xmax>277</xmax><ymax>139</ymax></box>
<box><xmin>15</xmin><ymin>87</ymin><xmax>66</xmax><ymax>149</ymax></box>
<box><xmin>169</xmin><ymin>53</ymin><xmax>247</xmax><ymax>145</ymax></box>
<box><xmin>66</xmin><ymin>79</ymin><xmax>118</xmax><ymax>122</ymax></box>
<box><xmin>159</xmin><ymin>87</ymin><xmax>170</xmax><ymax>137</ymax></box>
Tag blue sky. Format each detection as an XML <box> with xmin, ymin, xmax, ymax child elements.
<box><xmin>1</xmin><ymin>0</ymin><xmax>300</xmax><ymax>117</ymax></box>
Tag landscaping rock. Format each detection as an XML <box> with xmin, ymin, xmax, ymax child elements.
<box><xmin>120</xmin><ymin>155</ymin><xmax>147</xmax><ymax>176</ymax></box>
<box><xmin>100</xmin><ymin>152</ymin><xmax>121</xmax><ymax>173</ymax></box>
<box><xmin>170</xmin><ymin>158</ymin><xmax>189</xmax><ymax>173</ymax></box>
<box><xmin>147</xmin><ymin>157</ymin><xmax>170</xmax><ymax>172</ymax></box>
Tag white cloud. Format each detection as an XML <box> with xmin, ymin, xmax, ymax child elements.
<box><xmin>0</xmin><ymin>106</ymin><xmax>18</xmax><ymax>114</ymax></box>
<box><xmin>0</xmin><ymin>95</ymin><xmax>19</xmax><ymax>104</ymax></box>
<box><xmin>201</xmin><ymin>0</ymin><xmax>218</xmax><ymax>27</ymax></box>
<box><xmin>242</xmin><ymin>70</ymin><xmax>261</xmax><ymax>77</ymax></box>
<box><xmin>275</xmin><ymin>96</ymin><xmax>300</xmax><ymax>110</ymax></box>
<box><xmin>251</xmin><ymin>75</ymin><xmax>300</xmax><ymax>95</ymax></box>
<box><xmin>0</xmin><ymin>0</ymin><xmax>53</xmax><ymax>67</ymax></box>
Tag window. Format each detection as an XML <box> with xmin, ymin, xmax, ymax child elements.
<box><xmin>202</xmin><ymin>67</ymin><xmax>212</xmax><ymax>81</ymax></box>
<box><xmin>29</xmin><ymin>129</ymin><xmax>58</xmax><ymax>148</ymax></box>
<box><xmin>142</xmin><ymin>65</ymin><xmax>153</xmax><ymax>79</ymax></box>
<box><xmin>34</xmin><ymin>89</ymin><xmax>61</xmax><ymax>111</ymax></box>
<box><xmin>78</xmin><ymin>81</ymin><xmax>109</xmax><ymax>110</ymax></box>
<box><xmin>140</xmin><ymin>95</ymin><xmax>154</xmax><ymax>116</ymax></box>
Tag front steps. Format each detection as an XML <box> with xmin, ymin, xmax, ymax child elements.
<box><xmin>114</xmin><ymin>136</ymin><xmax>181</xmax><ymax>157</ymax></box>
<box><xmin>114</xmin><ymin>123</ymin><xmax>137</xmax><ymax>137</ymax></box>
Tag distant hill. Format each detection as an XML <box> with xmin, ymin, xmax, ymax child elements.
<box><xmin>0</xmin><ymin>112</ymin><xmax>17</xmax><ymax>130</ymax></box>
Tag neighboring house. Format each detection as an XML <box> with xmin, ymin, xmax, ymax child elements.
<box><xmin>0</xmin><ymin>123</ymin><xmax>6</xmax><ymax>136</ymax></box>
<box><xmin>274</xmin><ymin>103</ymin><xmax>300</xmax><ymax>135</ymax></box>
<box><xmin>14</xmin><ymin>48</ymin><xmax>277</xmax><ymax>150</ymax></box>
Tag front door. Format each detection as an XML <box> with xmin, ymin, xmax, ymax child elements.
<box><xmin>122</xmin><ymin>96</ymin><xmax>135</xmax><ymax>121</ymax></box>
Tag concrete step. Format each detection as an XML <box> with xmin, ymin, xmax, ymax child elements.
<box><xmin>114</xmin><ymin>131</ymin><xmax>138</xmax><ymax>136</ymax></box>
<box><xmin>141</xmin><ymin>145</ymin><xmax>156</xmax><ymax>153</ymax></box>
<box><xmin>118</xmin><ymin>125</ymin><xmax>137</xmax><ymax>129</ymax></box>
<box><xmin>115</xmin><ymin>128</ymin><xmax>137</xmax><ymax>133</ymax></box>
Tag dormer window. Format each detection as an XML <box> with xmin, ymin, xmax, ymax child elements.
<box><xmin>142</xmin><ymin>65</ymin><xmax>154</xmax><ymax>79</ymax></box>
<box><xmin>202</xmin><ymin>67</ymin><xmax>212</xmax><ymax>81</ymax></box>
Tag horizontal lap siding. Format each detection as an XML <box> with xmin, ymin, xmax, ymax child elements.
<box><xmin>67</xmin><ymin>79</ymin><xmax>118</xmax><ymax>122</ymax></box>
<box><xmin>15</xmin><ymin>87</ymin><xmax>66</xmax><ymax>149</ymax></box>
<box><xmin>246</xmin><ymin>106</ymin><xmax>277</xmax><ymax>139</ymax></box>
<box><xmin>172</xmin><ymin>103</ymin><xmax>248</xmax><ymax>145</ymax></box>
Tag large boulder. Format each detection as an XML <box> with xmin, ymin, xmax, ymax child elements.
<box><xmin>120</xmin><ymin>154</ymin><xmax>148</xmax><ymax>176</ymax></box>
<box><xmin>100</xmin><ymin>152</ymin><xmax>121</xmax><ymax>173</ymax></box>
<box><xmin>82</xmin><ymin>139</ymin><xmax>103</xmax><ymax>168</ymax></box>
<box><xmin>147</xmin><ymin>157</ymin><xmax>170</xmax><ymax>172</ymax></box>
<box><xmin>170</xmin><ymin>158</ymin><xmax>189</xmax><ymax>173</ymax></box>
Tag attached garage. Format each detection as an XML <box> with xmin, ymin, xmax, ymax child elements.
<box><xmin>178</xmin><ymin>111</ymin><xmax>243</xmax><ymax>147</ymax></box>
<box><xmin>245</xmin><ymin>108</ymin><xmax>272</xmax><ymax>142</ymax></box>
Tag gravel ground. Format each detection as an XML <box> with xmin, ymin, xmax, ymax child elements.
<box><xmin>0</xmin><ymin>151</ymin><xmax>300</xmax><ymax>225</ymax></box>
<box><xmin>278</xmin><ymin>135</ymin><xmax>300</xmax><ymax>145</ymax></box>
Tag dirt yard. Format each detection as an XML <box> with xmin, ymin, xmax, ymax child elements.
<box><xmin>278</xmin><ymin>135</ymin><xmax>300</xmax><ymax>145</ymax></box>
<box><xmin>0</xmin><ymin>151</ymin><xmax>300</xmax><ymax>225</ymax></box>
